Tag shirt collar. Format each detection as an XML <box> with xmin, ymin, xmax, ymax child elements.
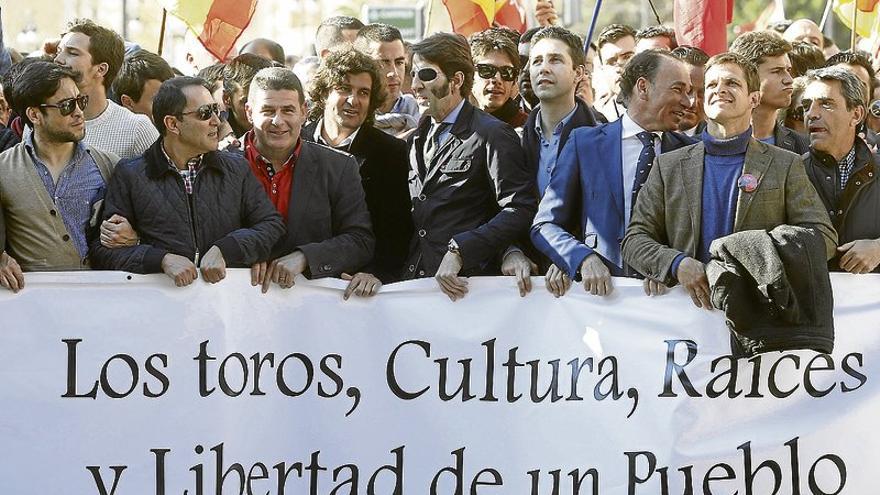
<box><xmin>24</xmin><ymin>130</ymin><xmax>88</xmax><ymax>165</ymax></box>
<box><xmin>534</xmin><ymin>104</ymin><xmax>578</xmax><ymax>137</ymax></box>
<box><xmin>315</xmin><ymin>118</ymin><xmax>361</xmax><ymax>149</ymax></box>
<box><xmin>435</xmin><ymin>99</ymin><xmax>466</xmax><ymax>126</ymax></box>
<box><xmin>161</xmin><ymin>142</ymin><xmax>202</xmax><ymax>170</ymax></box>
<box><xmin>621</xmin><ymin>111</ymin><xmax>659</xmax><ymax>140</ymax></box>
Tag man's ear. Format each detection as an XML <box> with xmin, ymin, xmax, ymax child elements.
<box><xmin>244</xmin><ymin>101</ymin><xmax>254</xmax><ymax>124</ymax></box>
<box><xmin>636</xmin><ymin>77</ymin><xmax>649</xmax><ymax>100</ymax></box>
<box><xmin>164</xmin><ymin>114</ymin><xmax>180</xmax><ymax>135</ymax></box>
<box><xmin>120</xmin><ymin>94</ymin><xmax>136</xmax><ymax>111</ymax></box>
<box><xmin>853</xmin><ymin>104</ymin><xmax>867</xmax><ymax>126</ymax></box>
<box><xmin>94</xmin><ymin>62</ymin><xmax>109</xmax><ymax>82</ymax></box>
<box><xmin>450</xmin><ymin>71</ymin><xmax>465</xmax><ymax>96</ymax></box>
<box><xmin>748</xmin><ymin>90</ymin><xmax>761</xmax><ymax>110</ymax></box>
<box><xmin>25</xmin><ymin>106</ymin><xmax>41</xmax><ymax>127</ymax></box>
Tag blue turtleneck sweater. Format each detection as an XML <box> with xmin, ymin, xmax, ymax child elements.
<box><xmin>672</xmin><ymin>127</ymin><xmax>752</xmax><ymax>279</ymax></box>
<box><xmin>698</xmin><ymin>127</ymin><xmax>751</xmax><ymax>262</ymax></box>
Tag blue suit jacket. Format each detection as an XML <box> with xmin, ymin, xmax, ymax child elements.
<box><xmin>530</xmin><ymin>119</ymin><xmax>694</xmax><ymax>279</ymax></box>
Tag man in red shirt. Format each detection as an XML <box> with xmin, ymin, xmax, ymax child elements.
<box><xmin>242</xmin><ymin>67</ymin><xmax>374</xmax><ymax>291</ymax></box>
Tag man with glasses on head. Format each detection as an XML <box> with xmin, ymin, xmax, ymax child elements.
<box><xmin>405</xmin><ymin>32</ymin><xmax>537</xmax><ymax>300</ymax></box>
<box><xmin>0</xmin><ymin>62</ymin><xmax>119</xmax><ymax>292</ymax></box>
<box><xmin>469</xmin><ymin>29</ymin><xmax>528</xmax><ymax>130</ymax></box>
<box><xmin>90</xmin><ymin>77</ymin><xmax>285</xmax><ymax>287</ymax></box>
<box><xmin>54</xmin><ymin>18</ymin><xmax>158</xmax><ymax>160</ymax></box>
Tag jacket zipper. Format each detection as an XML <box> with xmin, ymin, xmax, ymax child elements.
<box><xmin>178</xmin><ymin>174</ymin><xmax>201</xmax><ymax>266</ymax></box>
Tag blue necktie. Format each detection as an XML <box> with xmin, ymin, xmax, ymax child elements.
<box><xmin>632</xmin><ymin>131</ymin><xmax>656</xmax><ymax>207</ymax></box>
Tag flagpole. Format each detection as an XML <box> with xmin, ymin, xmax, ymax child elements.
<box><xmin>819</xmin><ymin>0</ymin><xmax>833</xmax><ymax>31</ymax></box>
<box><xmin>851</xmin><ymin>4</ymin><xmax>858</xmax><ymax>50</ymax></box>
<box><xmin>158</xmin><ymin>8</ymin><xmax>168</xmax><ymax>56</ymax></box>
<box><xmin>646</xmin><ymin>0</ymin><xmax>662</xmax><ymax>25</ymax></box>
<box><xmin>583</xmin><ymin>0</ymin><xmax>603</xmax><ymax>52</ymax></box>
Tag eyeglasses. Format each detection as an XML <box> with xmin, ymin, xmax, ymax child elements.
<box><xmin>39</xmin><ymin>95</ymin><xmax>89</xmax><ymax>116</ymax></box>
<box><xmin>179</xmin><ymin>103</ymin><xmax>224</xmax><ymax>121</ymax></box>
<box><xmin>475</xmin><ymin>64</ymin><xmax>518</xmax><ymax>82</ymax></box>
<box><xmin>411</xmin><ymin>67</ymin><xmax>439</xmax><ymax>82</ymax></box>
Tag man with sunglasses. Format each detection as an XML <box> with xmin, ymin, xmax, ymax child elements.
<box><xmin>90</xmin><ymin>77</ymin><xmax>285</xmax><ymax>287</ymax></box>
<box><xmin>54</xmin><ymin>19</ymin><xmax>158</xmax><ymax>160</ymax></box>
<box><xmin>469</xmin><ymin>29</ymin><xmax>528</xmax><ymax>130</ymax></box>
<box><xmin>405</xmin><ymin>33</ymin><xmax>537</xmax><ymax>301</ymax></box>
<box><xmin>0</xmin><ymin>62</ymin><xmax>119</xmax><ymax>292</ymax></box>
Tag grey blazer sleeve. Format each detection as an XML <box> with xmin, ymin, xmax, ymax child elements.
<box><xmin>296</xmin><ymin>155</ymin><xmax>375</xmax><ymax>278</ymax></box>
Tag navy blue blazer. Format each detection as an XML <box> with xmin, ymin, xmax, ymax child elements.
<box><xmin>530</xmin><ymin>118</ymin><xmax>694</xmax><ymax>279</ymax></box>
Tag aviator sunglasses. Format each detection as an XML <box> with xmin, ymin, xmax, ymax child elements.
<box><xmin>39</xmin><ymin>95</ymin><xmax>89</xmax><ymax>116</ymax></box>
<box><xmin>475</xmin><ymin>64</ymin><xmax>518</xmax><ymax>82</ymax></box>
<box><xmin>178</xmin><ymin>103</ymin><xmax>226</xmax><ymax>121</ymax></box>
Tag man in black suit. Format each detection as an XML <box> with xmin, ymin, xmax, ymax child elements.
<box><xmin>241</xmin><ymin>67</ymin><xmax>375</xmax><ymax>291</ymax></box>
<box><xmin>302</xmin><ymin>50</ymin><xmax>413</xmax><ymax>297</ymax></box>
<box><xmin>406</xmin><ymin>33</ymin><xmax>538</xmax><ymax>300</ymax></box>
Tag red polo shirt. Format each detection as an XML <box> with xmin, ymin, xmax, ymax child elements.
<box><xmin>243</xmin><ymin>131</ymin><xmax>301</xmax><ymax>222</ymax></box>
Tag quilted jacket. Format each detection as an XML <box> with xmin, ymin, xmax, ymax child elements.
<box><xmin>90</xmin><ymin>139</ymin><xmax>285</xmax><ymax>273</ymax></box>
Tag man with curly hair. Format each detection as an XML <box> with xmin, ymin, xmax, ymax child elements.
<box><xmin>303</xmin><ymin>51</ymin><xmax>413</xmax><ymax>296</ymax></box>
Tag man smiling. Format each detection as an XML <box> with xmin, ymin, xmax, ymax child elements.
<box><xmin>532</xmin><ymin>50</ymin><xmax>695</xmax><ymax>297</ymax></box>
<box><xmin>303</xmin><ymin>52</ymin><xmax>412</xmax><ymax>296</ymax></box>
<box><xmin>91</xmin><ymin>77</ymin><xmax>285</xmax><ymax>286</ymax></box>
<box><xmin>623</xmin><ymin>52</ymin><xmax>835</xmax><ymax>308</ymax></box>
<box><xmin>469</xmin><ymin>29</ymin><xmax>528</xmax><ymax>129</ymax></box>
<box><xmin>241</xmin><ymin>67</ymin><xmax>374</xmax><ymax>292</ymax></box>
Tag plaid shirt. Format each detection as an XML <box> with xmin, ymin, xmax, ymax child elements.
<box><xmin>838</xmin><ymin>146</ymin><xmax>857</xmax><ymax>190</ymax></box>
<box><xmin>162</xmin><ymin>144</ymin><xmax>203</xmax><ymax>195</ymax></box>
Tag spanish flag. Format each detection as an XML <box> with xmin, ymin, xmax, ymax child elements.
<box><xmin>673</xmin><ymin>0</ymin><xmax>734</xmax><ymax>56</ymax></box>
<box><xmin>834</xmin><ymin>0</ymin><xmax>880</xmax><ymax>39</ymax></box>
<box><xmin>161</xmin><ymin>0</ymin><xmax>257</xmax><ymax>60</ymax></box>
<box><xmin>427</xmin><ymin>0</ymin><xmax>527</xmax><ymax>37</ymax></box>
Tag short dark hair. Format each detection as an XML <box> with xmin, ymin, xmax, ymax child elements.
<box><xmin>671</xmin><ymin>45</ymin><xmax>709</xmax><ymax>66</ymax></box>
<box><xmin>239</xmin><ymin>38</ymin><xmax>286</xmax><ymax>65</ymax></box>
<box><xmin>222</xmin><ymin>53</ymin><xmax>276</xmax><ymax>96</ymax></box>
<box><xmin>706</xmin><ymin>52</ymin><xmax>761</xmax><ymax>93</ymax></box>
<box><xmin>597</xmin><ymin>24</ymin><xmax>637</xmax><ymax>50</ymax></box>
<box><xmin>826</xmin><ymin>50</ymin><xmax>876</xmax><ymax>85</ymax></box>
<box><xmin>520</xmin><ymin>27</ymin><xmax>542</xmax><ymax>45</ymax></box>
<box><xmin>730</xmin><ymin>31</ymin><xmax>792</xmax><ymax>66</ymax></box>
<box><xmin>531</xmin><ymin>26</ymin><xmax>585</xmax><ymax>68</ymax></box>
<box><xmin>769</xmin><ymin>20</ymin><xmax>794</xmax><ymax>34</ymax></box>
<box><xmin>3</xmin><ymin>58</ymin><xmax>44</xmax><ymax>111</ymax></box>
<box><xmin>316</xmin><ymin>16</ymin><xmax>365</xmax><ymax>54</ymax></box>
<box><xmin>492</xmin><ymin>26</ymin><xmax>522</xmax><ymax>47</ymax></box>
<box><xmin>618</xmin><ymin>50</ymin><xmax>679</xmax><ymax>104</ymax></box>
<box><xmin>308</xmin><ymin>50</ymin><xmax>386</xmax><ymax>125</ymax></box>
<box><xmin>111</xmin><ymin>49</ymin><xmax>174</xmax><ymax>104</ymax></box>
<box><xmin>250</xmin><ymin>67</ymin><xmax>306</xmax><ymax>104</ymax></box>
<box><xmin>152</xmin><ymin>76</ymin><xmax>211</xmax><ymax>136</ymax></box>
<box><xmin>12</xmin><ymin>62</ymin><xmax>79</xmax><ymax>128</ymax></box>
<box><xmin>66</xmin><ymin>18</ymin><xmax>125</xmax><ymax>91</ymax></box>
<box><xmin>788</xmin><ymin>41</ymin><xmax>826</xmax><ymax>77</ymax></box>
<box><xmin>411</xmin><ymin>32</ymin><xmax>474</xmax><ymax>98</ymax></box>
<box><xmin>197</xmin><ymin>62</ymin><xmax>226</xmax><ymax>92</ymax></box>
<box><xmin>355</xmin><ymin>23</ymin><xmax>404</xmax><ymax>49</ymax></box>
<box><xmin>469</xmin><ymin>29</ymin><xmax>520</xmax><ymax>71</ymax></box>
<box><xmin>636</xmin><ymin>25</ymin><xmax>677</xmax><ymax>48</ymax></box>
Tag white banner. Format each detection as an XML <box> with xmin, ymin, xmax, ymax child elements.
<box><xmin>1</xmin><ymin>271</ymin><xmax>877</xmax><ymax>494</ymax></box>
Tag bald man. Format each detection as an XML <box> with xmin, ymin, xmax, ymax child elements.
<box><xmin>784</xmin><ymin>19</ymin><xmax>824</xmax><ymax>49</ymax></box>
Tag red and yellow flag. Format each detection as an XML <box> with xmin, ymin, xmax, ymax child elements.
<box><xmin>834</xmin><ymin>0</ymin><xmax>880</xmax><ymax>38</ymax></box>
<box><xmin>162</xmin><ymin>0</ymin><xmax>257</xmax><ymax>60</ymax></box>
<box><xmin>436</xmin><ymin>0</ymin><xmax>527</xmax><ymax>36</ymax></box>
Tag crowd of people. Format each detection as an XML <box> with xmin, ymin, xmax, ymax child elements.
<box><xmin>0</xmin><ymin>12</ymin><xmax>877</xmax><ymax>314</ymax></box>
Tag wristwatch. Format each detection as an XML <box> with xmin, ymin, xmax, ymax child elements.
<box><xmin>447</xmin><ymin>239</ymin><xmax>461</xmax><ymax>256</ymax></box>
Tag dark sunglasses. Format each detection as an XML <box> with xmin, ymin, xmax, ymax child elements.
<box><xmin>412</xmin><ymin>67</ymin><xmax>439</xmax><ymax>82</ymax></box>
<box><xmin>179</xmin><ymin>103</ymin><xmax>224</xmax><ymax>121</ymax></box>
<box><xmin>39</xmin><ymin>95</ymin><xmax>89</xmax><ymax>116</ymax></box>
<box><xmin>476</xmin><ymin>64</ymin><xmax>517</xmax><ymax>82</ymax></box>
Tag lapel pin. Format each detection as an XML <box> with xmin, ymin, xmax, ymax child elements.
<box><xmin>738</xmin><ymin>173</ymin><xmax>758</xmax><ymax>193</ymax></box>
